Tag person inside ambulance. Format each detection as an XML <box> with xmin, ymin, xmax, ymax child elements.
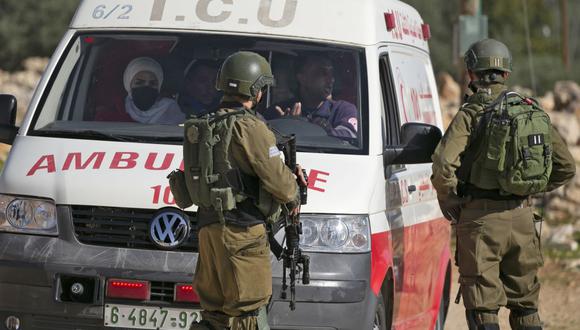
<box><xmin>95</xmin><ymin>57</ymin><xmax>185</xmax><ymax>124</ymax></box>
<box><xmin>179</xmin><ymin>59</ymin><xmax>222</xmax><ymax>118</ymax></box>
<box><xmin>263</xmin><ymin>54</ymin><xmax>359</xmax><ymax>139</ymax></box>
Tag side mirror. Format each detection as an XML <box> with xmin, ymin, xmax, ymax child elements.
<box><xmin>0</xmin><ymin>94</ymin><xmax>19</xmax><ymax>145</ymax></box>
<box><xmin>383</xmin><ymin>122</ymin><xmax>442</xmax><ymax>165</ymax></box>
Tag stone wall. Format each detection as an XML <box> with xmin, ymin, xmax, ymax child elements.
<box><xmin>0</xmin><ymin>57</ymin><xmax>48</xmax><ymax>163</ymax></box>
<box><xmin>542</xmin><ymin>81</ymin><xmax>580</xmax><ymax>224</ymax></box>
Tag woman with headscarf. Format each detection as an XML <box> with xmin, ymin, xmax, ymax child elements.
<box><xmin>95</xmin><ymin>57</ymin><xmax>185</xmax><ymax>124</ymax></box>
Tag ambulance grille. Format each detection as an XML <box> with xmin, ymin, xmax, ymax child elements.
<box><xmin>70</xmin><ymin>206</ymin><xmax>198</xmax><ymax>252</ymax></box>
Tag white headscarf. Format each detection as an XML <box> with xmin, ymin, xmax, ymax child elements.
<box><xmin>123</xmin><ymin>57</ymin><xmax>164</xmax><ymax>93</ymax></box>
<box><xmin>122</xmin><ymin>57</ymin><xmax>184</xmax><ymax>124</ymax></box>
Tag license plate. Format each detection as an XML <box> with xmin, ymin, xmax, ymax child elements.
<box><xmin>104</xmin><ymin>304</ymin><xmax>202</xmax><ymax>329</ymax></box>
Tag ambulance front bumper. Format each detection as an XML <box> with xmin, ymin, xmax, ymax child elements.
<box><xmin>0</xmin><ymin>206</ymin><xmax>377</xmax><ymax>330</ymax></box>
<box><xmin>0</xmin><ymin>206</ymin><xmax>199</xmax><ymax>330</ymax></box>
<box><xmin>269</xmin><ymin>252</ymin><xmax>377</xmax><ymax>330</ymax></box>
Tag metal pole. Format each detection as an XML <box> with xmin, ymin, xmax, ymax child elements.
<box><xmin>561</xmin><ymin>0</ymin><xmax>570</xmax><ymax>72</ymax></box>
<box><xmin>522</xmin><ymin>0</ymin><xmax>537</xmax><ymax>94</ymax></box>
<box><xmin>458</xmin><ymin>0</ymin><xmax>481</xmax><ymax>96</ymax></box>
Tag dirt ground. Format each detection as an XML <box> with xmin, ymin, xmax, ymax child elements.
<box><xmin>445</xmin><ymin>259</ymin><xmax>580</xmax><ymax>329</ymax></box>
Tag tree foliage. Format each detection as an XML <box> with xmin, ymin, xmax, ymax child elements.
<box><xmin>0</xmin><ymin>0</ymin><xmax>79</xmax><ymax>70</ymax></box>
<box><xmin>404</xmin><ymin>0</ymin><xmax>459</xmax><ymax>75</ymax></box>
<box><xmin>404</xmin><ymin>0</ymin><xmax>580</xmax><ymax>93</ymax></box>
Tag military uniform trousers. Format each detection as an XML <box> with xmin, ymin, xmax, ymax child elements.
<box><xmin>457</xmin><ymin>198</ymin><xmax>543</xmax><ymax>314</ymax></box>
<box><xmin>194</xmin><ymin>223</ymin><xmax>272</xmax><ymax>330</ymax></box>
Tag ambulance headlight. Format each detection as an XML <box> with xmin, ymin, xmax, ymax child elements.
<box><xmin>320</xmin><ymin>219</ymin><xmax>349</xmax><ymax>248</ymax></box>
<box><xmin>300</xmin><ymin>219</ymin><xmax>318</xmax><ymax>246</ymax></box>
<box><xmin>298</xmin><ymin>215</ymin><xmax>370</xmax><ymax>253</ymax></box>
<box><xmin>0</xmin><ymin>195</ymin><xmax>58</xmax><ymax>236</ymax></box>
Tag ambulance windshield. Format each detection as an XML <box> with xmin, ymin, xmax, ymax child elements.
<box><xmin>29</xmin><ymin>33</ymin><xmax>366</xmax><ymax>154</ymax></box>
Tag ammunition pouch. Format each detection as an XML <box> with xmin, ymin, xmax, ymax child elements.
<box><xmin>483</xmin><ymin>116</ymin><xmax>510</xmax><ymax>172</ymax></box>
<box><xmin>167</xmin><ymin>169</ymin><xmax>193</xmax><ymax>209</ymax></box>
<box><xmin>210</xmin><ymin>187</ymin><xmax>236</xmax><ymax>224</ymax></box>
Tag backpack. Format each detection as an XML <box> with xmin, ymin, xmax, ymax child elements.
<box><xmin>168</xmin><ymin>109</ymin><xmax>282</xmax><ymax>224</ymax></box>
<box><xmin>167</xmin><ymin>110</ymin><xmax>245</xmax><ymax>224</ymax></box>
<box><xmin>466</xmin><ymin>91</ymin><xmax>553</xmax><ymax>196</ymax></box>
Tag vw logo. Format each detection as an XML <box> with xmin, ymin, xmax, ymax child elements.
<box><xmin>149</xmin><ymin>209</ymin><xmax>191</xmax><ymax>249</ymax></box>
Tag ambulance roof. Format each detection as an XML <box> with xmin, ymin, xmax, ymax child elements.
<box><xmin>71</xmin><ymin>0</ymin><xmax>429</xmax><ymax>50</ymax></box>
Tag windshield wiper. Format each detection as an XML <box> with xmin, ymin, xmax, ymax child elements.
<box><xmin>31</xmin><ymin>129</ymin><xmax>142</xmax><ymax>142</ymax></box>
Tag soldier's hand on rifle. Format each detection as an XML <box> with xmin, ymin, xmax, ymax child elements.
<box><xmin>289</xmin><ymin>164</ymin><xmax>307</xmax><ymax>217</ymax></box>
<box><xmin>295</xmin><ymin>164</ymin><xmax>307</xmax><ymax>187</ymax></box>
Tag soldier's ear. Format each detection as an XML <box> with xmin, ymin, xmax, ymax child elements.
<box><xmin>467</xmin><ymin>70</ymin><xmax>477</xmax><ymax>81</ymax></box>
<box><xmin>502</xmin><ymin>72</ymin><xmax>510</xmax><ymax>80</ymax></box>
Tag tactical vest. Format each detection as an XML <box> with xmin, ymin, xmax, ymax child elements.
<box><xmin>462</xmin><ymin>91</ymin><xmax>553</xmax><ymax>197</ymax></box>
<box><xmin>169</xmin><ymin>108</ymin><xmax>282</xmax><ymax>224</ymax></box>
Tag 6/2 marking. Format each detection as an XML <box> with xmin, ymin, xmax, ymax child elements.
<box><xmin>92</xmin><ymin>4</ymin><xmax>133</xmax><ymax>20</ymax></box>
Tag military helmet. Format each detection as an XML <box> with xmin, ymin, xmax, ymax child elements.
<box><xmin>464</xmin><ymin>38</ymin><xmax>512</xmax><ymax>73</ymax></box>
<box><xmin>216</xmin><ymin>51</ymin><xmax>275</xmax><ymax>98</ymax></box>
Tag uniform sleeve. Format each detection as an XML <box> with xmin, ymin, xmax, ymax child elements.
<box><xmin>327</xmin><ymin>101</ymin><xmax>358</xmax><ymax>138</ymax></box>
<box><xmin>546</xmin><ymin>125</ymin><xmax>576</xmax><ymax>191</ymax></box>
<box><xmin>232</xmin><ymin>117</ymin><xmax>298</xmax><ymax>203</ymax></box>
<box><xmin>431</xmin><ymin>108</ymin><xmax>474</xmax><ymax>200</ymax></box>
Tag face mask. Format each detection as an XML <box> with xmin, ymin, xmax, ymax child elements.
<box><xmin>131</xmin><ymin>87</ymin><xmax>159</xmax><ymax>111</ymax></box>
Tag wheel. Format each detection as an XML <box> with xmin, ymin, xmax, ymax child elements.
<box><xmin>434</xmin><ymin>265</ymin><xmax>451</xmax><ymax>330</ymax></box>
<box><xmin>434</xmin><ymin>295</ymin><xmax>447</xmax><ymax>330</ymax></box>
<box><xmin>372</xmin><ymin>291</ymin><xmax>387</xmax><ymax>330</ymax></box>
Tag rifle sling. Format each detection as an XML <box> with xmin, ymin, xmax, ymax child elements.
<box><xmin>267</xmin><ymin>222</ymin><xmax>284</xmax><ymax>259</ymax></box>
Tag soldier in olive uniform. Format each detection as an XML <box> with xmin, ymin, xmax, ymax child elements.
<box><xmin>431</xmin><ymin>39</ymin><xmax>576</xmax><ymax>330</ymax></box>
<box><xmin>189</xmin><ymin>52</ymin><xmax>303</xmax><ymax>330</ymax></box>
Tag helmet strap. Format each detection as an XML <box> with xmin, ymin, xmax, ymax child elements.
<box><xmin>250</xmin><ymin>92</ymin><xmax>264</xmax><ymax>110</ymax></box>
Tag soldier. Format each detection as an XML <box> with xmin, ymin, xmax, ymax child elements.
<box><xmin>186</xmin><ymin>51</ymin><xmax>303</xmax><ymax>330</ymax></box>
<box><xmin>431</xmin><ymin>39</ymin><xmax>576</xmax><ymax>330</ymax></box>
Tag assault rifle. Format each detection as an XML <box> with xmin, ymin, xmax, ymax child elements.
<box><xmin>275</xmin><ymin>134</ymin><xmax>310</xmax><ymax>311</ymax></box>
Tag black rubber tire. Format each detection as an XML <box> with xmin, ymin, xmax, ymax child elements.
<box><xmin>373</xmin><ymin>291</ymin><xmax>388</xmax><ymax>330</ymax></box>
<box><xmin>434</xmin><ymin>295</ymin><xmax>447</xmax><ymax>330</ymax></box>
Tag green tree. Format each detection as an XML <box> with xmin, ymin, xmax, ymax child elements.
<box><xmin>404</xmin><ymin>0</ymin><xmax>579</xmax><ymax>94</ymax></box>
<box><xmin>483</xmin><ymin>0</ymin><xmax>558</xmax><ymax>93</ymax></box>
<box><xmin>404</xmin><ymin>0</ymin><xmax>459</xmax><ymax>75</ymax></box>
<box><xmin>0</xmin><ymin>0</ymin><xmax>79</xmax><ymax>70</ymax></box>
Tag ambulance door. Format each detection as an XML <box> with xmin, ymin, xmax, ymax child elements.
<box><xmin>379</xmin><ymin>50</ymin><xmax>418</xmax><ymax>324</ymax></box>
<box><xmin>384</xmin><ymin>44</ymin><xmax>445</xmax><ymax>327</ymax></box>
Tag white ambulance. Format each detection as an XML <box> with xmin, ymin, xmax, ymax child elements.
<box><xmin>0</xmin><ymin>0</ymin><xmax>451</xmax><ymax>329</ymax></box>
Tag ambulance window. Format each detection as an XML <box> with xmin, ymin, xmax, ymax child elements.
<box><xmin>35</xmin><ymin>38</ymin><xmax>83</xmax><ymax>129</ymax></box>
<box><xmin>28</xmin><ymin>34</ymin><xmax>366</xmax><ymax>154</ymax></box>
<box><xmin>379</xmin><ymin>55</ymin><xmax>401</xmax><ymax>146</ymax></box>
<box><xmin>265</xmin><ymin>50</ymin><xmax>364</xmax><ymax>153</ymax></box>
<box><xmin>386</xmin><ymin>49</ymin><xmax>439</xmax><ymax>127</ymax></box>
